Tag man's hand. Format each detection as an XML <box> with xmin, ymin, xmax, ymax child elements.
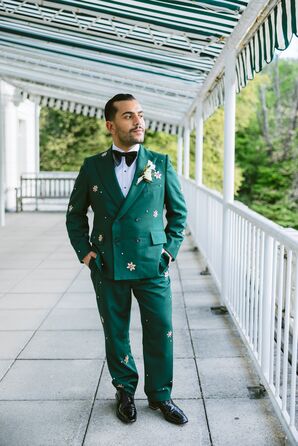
<box><xmin>83</xmin><ymin>251</ymin><xmax>97</xmax><ymax>267</ymax></box>
<box><xmin>162</xmin><ymin>248</ymin><xmax>172</xmax><ymax>262</ymax></box>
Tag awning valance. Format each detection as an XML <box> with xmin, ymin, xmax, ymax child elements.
<box><xmin>237</xmin><ymin>0</ymin><xmax>297</xmax><ymax>91</ymax></box>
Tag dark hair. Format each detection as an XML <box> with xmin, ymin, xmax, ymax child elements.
<box><xmin>104</xmin><ymin>94</ymin><xmax>136</xmax><ymax>121</ymax></box>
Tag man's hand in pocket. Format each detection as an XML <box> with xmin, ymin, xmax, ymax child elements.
<box><xmin>83</xmin><ymin>251</ymin><xmax>97</xmax><ymax>267</ymax></box>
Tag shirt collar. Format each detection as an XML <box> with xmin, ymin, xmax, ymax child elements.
<box><xmin>112</xmin><ymin>143</ymin><xmax>140</xmax><ymax>153</ymax></box>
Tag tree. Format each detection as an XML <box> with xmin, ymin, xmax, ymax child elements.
<box><xmin>235</xmin><ymin>59</ymin><xmax>298</xmax><ymax>229</ymax></box>
<box><xmin>40</xmin><ymin>109</ymin><xmax>112</xmax><ymax>171</ymax></box>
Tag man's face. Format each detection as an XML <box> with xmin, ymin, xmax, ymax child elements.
<box><xmin>106</xmin><ymin>99</ymin><xmax>145</xmax><ymax>150</ymax></box>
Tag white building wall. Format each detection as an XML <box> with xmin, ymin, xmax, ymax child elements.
<box><xmin>1</xmin><ymin>81</ymin><xmax>39</xmax><ymax>212</ymax></box>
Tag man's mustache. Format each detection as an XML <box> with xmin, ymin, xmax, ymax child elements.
<box><xmin>131</xmin><ymin>127</ymin><xmax>144</xmax><ymax>132</ymax></box>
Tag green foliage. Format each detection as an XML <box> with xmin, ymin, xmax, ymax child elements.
<box><xmin>40</xmin><ymin>109</ymin><xmax>112</xmax><ymax>171</ymax></box>
<box><xmin>143</xmin><ymin>130</ymin><xmax>177</xmax><ymax>166</ymax></box>
<box><xmin>198</xmin><ymin>107</ymin><xmax>243</xmax><ymax>193</ymax></box>
<box><xmin>235</xmin><ymin>59</ymin><xmax>298</xmax><ymax>229</ymax></box>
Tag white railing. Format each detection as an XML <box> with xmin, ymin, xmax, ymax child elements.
<box><xmin>181</xmin><ymin>176</ymin><xmax>298</xmax><ymax>444</ymax></box>
<box><xmin>181</xmin><ymin>178</ymin><xmax>223</xmax><ymax>290</ymax></box>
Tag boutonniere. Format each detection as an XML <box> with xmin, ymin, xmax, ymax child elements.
<box><xmin>136</xmin><ymin>160</ymin><xmax>156</xmax><ymax>185</ymax></box>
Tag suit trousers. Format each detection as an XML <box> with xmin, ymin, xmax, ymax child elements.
<box><xmin>89</xmin><ymin>257</ymin><xmax>173</xmax><ymax>402</ymax></box>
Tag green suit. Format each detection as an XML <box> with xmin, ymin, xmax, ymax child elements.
<box><xmin>66</xmin><ymin>144</ymin><xmax>187</xmax><ymax>401</ymax></box>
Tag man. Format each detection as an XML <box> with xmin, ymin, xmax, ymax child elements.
<box><xmin>66</xmin><ymin>93</ymin><xmax>188</xmax><ymax>425</ymax></box>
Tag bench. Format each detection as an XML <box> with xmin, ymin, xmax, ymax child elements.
<box><xmin>15</xmin><ymin>173</ymin><xmax>77</xmax><ymax>211</ymax></box>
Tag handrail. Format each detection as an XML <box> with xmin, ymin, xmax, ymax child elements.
<box><xmin>228</xmin><ymin>201</ymin><xmax>298</xmax><ymax>251</ymax></box>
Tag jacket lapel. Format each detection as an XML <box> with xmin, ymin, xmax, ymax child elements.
<box><xmin>94</xmin><ymin>146</ymin><xmax>125</xmax><ymax>208</ymax></box>
<box><xmin>116</xmin><ymin>144</ymin><xmax>150</xmax><ymax>220</ymax></box>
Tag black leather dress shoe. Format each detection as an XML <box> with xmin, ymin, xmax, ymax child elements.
<box><xmin>148</xmin><ymin>399</ymin><xmax>188</xmax><ymax>425</ymax></box>
<box><xmin>115</xmin><ymin>389</ymin><xmax>137</xmax><ymax>423</ymax></box>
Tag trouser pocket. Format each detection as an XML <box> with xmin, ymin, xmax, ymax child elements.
<box><xmin>158</xmin><ymin>252</ymin><xmax>170</xmax><ymax>274</ymax></box>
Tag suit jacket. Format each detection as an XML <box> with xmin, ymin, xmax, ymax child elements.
<box><xmin>66</xmin><ymin>144</ymin><xmax>187</xmax><ymax>280</ymax></box>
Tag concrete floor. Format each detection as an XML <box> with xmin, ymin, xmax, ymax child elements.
<box><xmin>0</xmin><ymin>212</ymin><xmax>286</xmax><ymax>445</ymax></box>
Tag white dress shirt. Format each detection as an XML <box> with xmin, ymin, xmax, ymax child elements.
<box><xmin>112</xmin><ymin>143</ymin><xmax>140</xmax><ymax>197</ymax></box>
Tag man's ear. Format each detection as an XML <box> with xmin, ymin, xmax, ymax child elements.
<box><xmin>106</xmin><ymin>120</ymin><xmax>114</xmax><ymax>134</ymax></box>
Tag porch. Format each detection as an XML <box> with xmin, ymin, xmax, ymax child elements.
<box><xmin>0</xmin><ymin>212</ymin><xmax>286</xmax><ymax>445</ymax></box>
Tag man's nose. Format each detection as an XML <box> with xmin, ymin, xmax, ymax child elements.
<box><xmin>133</xmin><ymin>115</ymin><xmax>143</xmax><ymax>126</ymax></box>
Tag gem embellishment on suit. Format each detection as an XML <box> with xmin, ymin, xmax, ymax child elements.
<box><xmin>101</xmin><ymin>316</ymin><xmax>104</xmax><ymax>324</ymax></box>
<box><xmin>164</xmin><ymin>270</ymin><xmax>169</xmax><ymax>278</ymax></box>
<box><xmin>122</xmin><ymin>355</ymin><xmax>129</xmax><ymax>365</ymax></box>
<box><xmin>92</xmin><ymin>185</ymin><xmax>98</xmax><ymax>192</ymax></box>
<box><xmin>68</xmin><ymin>205</ymin><xmax>73</xmax><ymax>212</ymax></box>
<box><xmin>101</xmin><ymin>151</ymin><xmax>107</xmax><ymax>157</ymax></box>
<box><xmin>127</xmin><ymin>262</ymin><xmax>136</xmax><ymax>271</ymax></box>
<box><xmin>98</xmin><ymin>234</ymin><xmax>103</xmax><ymax>242</ymax></box>
<box><xmin>167</xmin><ymin>331</ymin><xmax>172</xmax><ymax>338</ymax></box>
<box><xmin>153</xmin><ymin>210</ymin><xmax>158</xmax><ymax>218</ymax></box>
<box><xmin>154</xmin><ymin>171</ymin><xmax>162</xmax><ymax>179</ymax></box>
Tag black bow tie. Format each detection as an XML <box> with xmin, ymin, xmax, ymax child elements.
<box><xmin>113</xmin><ymin>150</ymin><xmax>138</xmax><ymax>167</ymax></box>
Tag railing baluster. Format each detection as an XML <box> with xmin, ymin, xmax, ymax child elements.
<box><xmin>253</xmin><ymin>228</ymin><xmax>260</xmax><ymax>352</ymax></box>
<box><xmin>231</xmin><ymin>211</ymin><xmax>236</xmax><ymax>311</ymax></box>
<box><xmin>275</xmin><ymin>244</ymin><xmax>285</xmax><ymax>398</ymax></box>
<box><xmin>239</xmin><ymin>217</ymin><xmax>245</xmax><ymax>329</ymax></box>
<box><xmin>269</xmin><ymin>240</ymin><xmax>277</xmax><ymax>385</ymax></box>
<box><xmin>258</xmin><ymin>231</ymin><xmax>265</xmax><ymax>361</ymax></box>
<box><xmin>245</xmin><ymin>221</ymin><xmax>251</xmax><ymax>335</ymax></box>
<box><xmin>282</xmin><ymin>249</ymin><xmax>292</xmax><ymax>413</ymax></box>
<box><xmin>249</xmin><ymin>225</ymin><xmax>256</xmax><ymax>344</ymax></box>
<box><xmin>261</xmin><ymin>234</ymin><xmax>274</xmax><ymax>380</ymax></box>
<box><xmin>228</xmin><ymin>209</ymin><xmax>234</xmax><ymax>310</ymax></box>
<box><xmin>290</xmin><ymin>255</ymin><xmax>298</xmax><ymax>427</ymax></box>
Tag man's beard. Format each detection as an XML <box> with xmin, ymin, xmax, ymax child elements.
<box><xmin>117</xmin><ymin>128</ymin><xmax>145</xmax><ymax>146</ymax></box>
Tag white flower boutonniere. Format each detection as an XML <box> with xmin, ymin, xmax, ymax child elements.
<box><xmin>136</xmin><ymin>160</ymin><xmax>156</xmax><ymax>185</ymax></box>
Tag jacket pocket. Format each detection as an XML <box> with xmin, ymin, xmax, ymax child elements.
<box><xmin>150</xmin><ymin>231</ymin><xmax>167</xmax><ymax>245</ymax></box>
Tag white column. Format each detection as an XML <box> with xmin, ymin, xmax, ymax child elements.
<box><xmin>34</xmin><ymin>103</ymin><xmax>40</xmax><ymax>174</ymax></box>
<box><xmin>0</xmin><ymin>82</ymin><xmax>6</xmax><ymax>226</ymax></box>
<box><xmin>221</xmin><ymin>48</ymin><xmax>236</xmax><ymax>305</ymax></box>
<box><xmin>183</xmin><ymin>123</ymin><xmax>190</xmax><ymax>179</ymax></box>
<box><xmin>5</xmin><ymin>95</ymin><xmax>18</xmax><ymax>211</ymax></box>
<box><xmin>195</xmin><ymin>102</ymin><xmax>204</xmax><ymax>186</ymax></box>
<box><xmin>0</xmin><ymin>84</ymin><xmax>39</xmax><ymax>213</ymax></box>
<box><xmin>22</xmin><ymin>100</ymin><xmax>40</xmax><ymax>174</ymax></box>
<box><xmin>177</xmin><ymin>126</ymin><xmax>183</xmax><ymax>175</ymax></box>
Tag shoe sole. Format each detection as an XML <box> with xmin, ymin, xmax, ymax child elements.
<box><xmin>148</xmin><ymin>403</ymin><xmax>159</xmax><ymax>411</ymax></box>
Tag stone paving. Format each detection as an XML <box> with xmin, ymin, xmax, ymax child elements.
<box><xmin>0</xmin><ymin>212</ymin><xmax>287</xmax><ymax>445</ymax></box>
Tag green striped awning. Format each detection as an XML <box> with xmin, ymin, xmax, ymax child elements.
<box><xmin>0</xmin><ymin>0</ymin><xmax>296</xmax><ymax>127</ymax></box>
<box><xmin>198</xmin><ymin>0</ymin><xmax>297</xmax><ymax>121</ymax></box>
<box><xmin>236</xmin><ymin>0</ymin><xmax>297</xmax><ymax>91</ymax></box>
<box><xmin>0</xmin><ymin>0</ymin><xmax>249</xmax><ymax>128</ymax></box>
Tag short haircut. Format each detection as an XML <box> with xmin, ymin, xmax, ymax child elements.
<box><xmin>104</xmin><ymin>94</ymin><xmax>136</xmax><ymax>121</ymax></box>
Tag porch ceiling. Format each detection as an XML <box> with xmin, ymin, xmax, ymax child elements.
<box><xmin>0</xmin><ymin>0</ymin><xmax>249</xmax><ymax>126</ymax></box>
